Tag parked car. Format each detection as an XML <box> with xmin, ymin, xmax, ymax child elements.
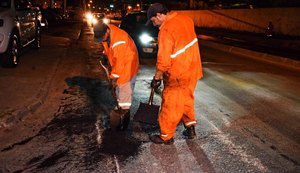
<box><xmin>40</xmin><ymin>8</ymin><xmax>63</xmax><ymax>26</ymax></box>
<box><xmin>0</xmin><ymin>0</ymin><xmax>42</xmax><ymax>68</ymax></box>
<box><xmin>92</xmin><ymin>12</ymin><xmax>110</xmax><ymax>26</ymax></box>
<box><xmin>119</xmin><ymin>11</ymin><xmax>158</xmax><ymax>58</ymax></box>
<box><xmin>84</xmin><ymin>11</ymin><xmax>109</xmax><ymax>26</ymax></box>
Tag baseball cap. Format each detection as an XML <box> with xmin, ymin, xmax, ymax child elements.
<box><xmin>93</xmin><ymin>21</ymin><xmax>108</xmax><ymax>43</ymax></box>
<box><xmin>146</xmin><ymin>3</ymin><xmax>169</xmax><ymax>25</ymax></box>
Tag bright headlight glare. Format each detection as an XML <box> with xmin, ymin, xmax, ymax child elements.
<box><xmin>85</xmin><ymin>12</ymin><xmax>93</xmax><ymax>20</ymax></box>
<box><xmin>103</xmin><ymin>18</ymin><xmax>110</xmax><ymax>24</ymax></box>
<box><xmin>139</xmin><ymin>33</ymin><xmax>153</xmax><ymax>44</ymax></box>
<box><xmin>92</xmin><ymin>18</ymin><xmax>98</xmax><ymax>24</ymax></box>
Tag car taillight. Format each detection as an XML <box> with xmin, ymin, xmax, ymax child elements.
<box><xmin>0</xmin><ymin>19</ymin><xmax>3</xmax><ymax>27</ymax></box>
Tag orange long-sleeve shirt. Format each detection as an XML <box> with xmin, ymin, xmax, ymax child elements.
<box><xmin>103</xmin><ymin>25</ymin><xmax>139</xmax><ymax>85</ymax></box>
<box><xmin>157</xmin><ymin>12</ymin><xmax>202</xmax><ymax>85</ymax></box>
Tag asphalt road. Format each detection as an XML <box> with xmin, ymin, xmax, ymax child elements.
<box><xmin>0</xmin><ymin>21</ymin><xmax>299</xmax><ymax>172</ymax></box>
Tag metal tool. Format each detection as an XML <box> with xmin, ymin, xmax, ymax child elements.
<box><xmin>133</xmin><ymin>88</ymin><xmax>160</xmax><ymax>124</ymax></box>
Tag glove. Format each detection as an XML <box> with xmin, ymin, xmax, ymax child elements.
<box><xmin>151</xmin><ymin>77</ymin><xmax>161</xmax><ymax>89</ymax></box>
<box><xmin>99</xmin><ymin>54</ymin><xmax>109</xmax><ymax>66</ymax></box>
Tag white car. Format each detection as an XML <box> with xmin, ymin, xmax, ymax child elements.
<box><xmin>0</xmin><ymin>0</ymin><xmax>42</xmax><ymax>68</ymax></box>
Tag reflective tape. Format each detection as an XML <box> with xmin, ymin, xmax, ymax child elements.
<box><xmin>118</xmin><ymin>102</ymin><xmax>131</xmax><ymax>107</ymax></box>
<box><xmin>112</xmin><ymin>41</ymin><xmax>126</xmax><ymax>49</ymax></box>
<box><xmin>170</xmin><ymin>38</ymin><xmax>198</xmax><ymax>58</ymax></box>
<box><xmin>185</xmin><ymin>121</ymin><xmax>197</xmax><ymax>126</ymax></box>
<box><xmin>111</xmin><ymin>74</ymin><xmax>120</xmax><ymax>78</ymax></box>
<box><xmin>161</xmin><ymin>134</ymin><xmax>168</xmax><ymax>137</ymax></box>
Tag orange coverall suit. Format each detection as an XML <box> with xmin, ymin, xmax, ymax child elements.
<box><xmin>102</xmin><ymin>25</ymin><xmax>139</xmax><ymax>109</ymax></box>
<box><xmin>157</xmin><ymin>12</ymin><xmax>203</xmax><ymax>141</ymax></box>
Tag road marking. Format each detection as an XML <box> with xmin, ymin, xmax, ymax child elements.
<box><xmin>114</xmin><ymin>155</ymin><xmax>120</xmax><ymax>173</ymax></box>
<box><xmin>95</xmin><ymin>114</ymin><xmax>102</xmax><ymax>144</ymax></box>
<box><xmin>201</xmin><ymin>110</ymin><xmax>269</xmax><ymax>172</ymax></box>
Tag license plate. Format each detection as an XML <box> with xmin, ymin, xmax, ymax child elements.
<box><xmin>143</xmin><ymin>48</ymin><xmax>153</xmax><ymax>53</ymax></box>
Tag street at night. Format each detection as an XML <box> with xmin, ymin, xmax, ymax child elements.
<box><xmin>1</xmin><ymin>0</ymin><xmax>300</xmax><ymax>172</ymax></box>
<box><xmin>0</xmin><ymin>19</ymin><xmax>299</xmax><ymax>172</ymax></box>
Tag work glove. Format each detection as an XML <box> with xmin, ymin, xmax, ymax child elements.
<box><xmin>151</xmin><ymin>77</ymin><xmax>161</xmax><ymax>89</ymax></box>
<box><xmin>99</xmin><ymin>54</ymin><xmax>109</xmax><ymax>66</ymax></box>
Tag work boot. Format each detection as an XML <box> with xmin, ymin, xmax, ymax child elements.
<box><xmin>150</xmin><ymin>135</ymin><xmax>174</xmax><ymax>145</ymax></box>
<box><xmin>119</xmin><ymin>110</ymin><xmax>130</xmax><ymax>131</ymax></box>
<box><xmin>183</xmin><ymin>125</ymin><xmax>196</xmax><ymax>139</ymax></box>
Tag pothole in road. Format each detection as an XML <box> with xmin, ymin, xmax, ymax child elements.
<box><xmin>2</xmin><ymin>76</ymin><xmax>144</xmax><ymax>172</ymax></box>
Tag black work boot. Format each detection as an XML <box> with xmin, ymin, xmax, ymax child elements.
<box><xmin>183</xmin><ymin>125</ymin><xmax>196</xmax><ymax>139</ymax></box>
<box><xmin>150</xmin><ymin>135</ymin><xmax>174</xmax><ymax>145</ymax></box>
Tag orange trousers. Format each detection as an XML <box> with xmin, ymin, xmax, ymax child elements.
<box><xmin>159</xmin><ymin>78</ymin><xmax>198</xmax><ymax>141</ymax></box>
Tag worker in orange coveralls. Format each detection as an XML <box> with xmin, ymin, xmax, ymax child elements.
<box><xmin>93</xmin><ymin>21</ymin><xmax>139</xmax><ymax>131</ymax></box>
<box><xmin>147</xmin><ymin>3</ymin><xmax>203</xmax><ymax>144</ymax></box>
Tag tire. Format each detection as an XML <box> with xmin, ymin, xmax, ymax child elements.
<box><xmin>32</xmin><ymin>25</ymin><xmax>41</xmax><ymax>49</ymax></box>
<box><xmin>0</xmin><ymin>34</ymin><xmax>19</xmax><ymax>68</ymax></box>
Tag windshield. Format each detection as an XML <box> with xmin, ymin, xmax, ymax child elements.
<box><xmin>0</xmin><ymin>0</ymin><xmax>11</xmax><ymax>8</ymax></box>
<box><xmin>136</xmin><ymin>14</ymin><xmax>147</xmax><ymax>24</ymax></box>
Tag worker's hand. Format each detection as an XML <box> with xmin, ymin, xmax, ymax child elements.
<box><xmin>99</xmin><ymin>54</ymin><xmax>109</xmax><ymax>66</ymax></box>
<box><xmin>151</xmin><ymin>77</ymin><xmax>161</xmax><ymax>89</ymax></box>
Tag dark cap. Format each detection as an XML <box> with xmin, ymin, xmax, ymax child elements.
<box><xmin>147</xmin><ymin>3</ymin><xmax>169</xmax><ymax>20</ymax></box>
<box><xmin>93</xmin><ymin>21</ymin><xmax>108</xmax><ymax>43</ymax></box>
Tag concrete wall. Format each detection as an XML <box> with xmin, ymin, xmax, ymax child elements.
<box><xmin>176</xmin><ymin>8</ymin><xmax>300</xmax><ymax>37</ymax></box>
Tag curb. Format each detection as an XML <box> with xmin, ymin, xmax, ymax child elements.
<box><xmin>200</xmin><ymin>40</ymin><xmax>300</xmax><ymax>71</ymax></box>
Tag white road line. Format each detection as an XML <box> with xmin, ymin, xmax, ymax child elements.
<box><xmin>95</xmin><ymin>115</ymin><xmax>102</xmax><ymax>144</ymax></box>
<box><xmin>200</xmin><ymin>104</ymin><xmax>269</xmax><ymax>172</ymax></box>
<box><xmin>114</xmin><ymin>155</ymin><xmax>120</xmax><ymax>173</ymax></box>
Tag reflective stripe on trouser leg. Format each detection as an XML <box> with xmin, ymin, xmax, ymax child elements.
<box><xmin>159</xmin><ymin>86</ymin><xmax>184</xmax><ymax>141</ymax></box>
<box><xmin>116</xmin><ymin>75</ymin><xmax>136</xmax><ymax>109</ymax></box>
<box><xmin>182</xmin><ymin>78</ymin><xmax>198</xmax><ymax>126</ymax></box>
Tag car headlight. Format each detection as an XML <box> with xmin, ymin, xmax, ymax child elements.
<box><xmin>85</xmin><ymin>12</ymin><xmax>93</xmax><ymax>20</ymax></box>
<box><xmin>139</xmin><ymin>33</ymin><xmax>154</xmax><ymax>45</ymax></box>
<box><xmin>103</xmin><ymin>18</ymin><xmax>110</xmax><ymax>24</ymax></box>
<box><xmin>92</xmin><ymin>18</ymin><xmax>98</xmax><ymax>24</ymax></box>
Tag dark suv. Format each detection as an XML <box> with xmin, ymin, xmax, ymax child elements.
<box><xmin>119</xmin><ymin>11</ymin><xmax>158</xmax><ymax>58</ymax></box>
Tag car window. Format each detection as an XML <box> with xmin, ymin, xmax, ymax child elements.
<box><xmin>136</xmin><ymin>15</ymin><xmax>147</xmax><ymax>24</ymax></box>
<box><xmin>121</xmin><ymin>13</ymin><xmax>148</xmax><ymax>27</ymax></box>
<box><xmin>123</xmin><ymin>14</ymin><xmax>135</xmax><ymax>25</ymax></box>
<box><xmin>0</xmin><ymin>0</ymin><xmax>11</xmax><ymax>8</ymax></box>
<box><xmin>15</xmin><ymin>0</ymin><xmax>31</xmax><ymax>10</ymax></box>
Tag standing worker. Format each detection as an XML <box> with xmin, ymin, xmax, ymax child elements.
<box><xmin>147</xmin><ymin>3</ymin><xmax>203</xmax><ymax>144</ymax></box>
<box><xmin>93</xmin><ymin>21</ymin><xmax>139</xmax><ymax>130</ymax></box>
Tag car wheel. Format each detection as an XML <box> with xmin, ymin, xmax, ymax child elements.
<box><xmin>32</xmin><ymin>25</ymin><xmax>41</xmax><ymax>49</ymax></box>
<box><xmin>0</xmin><ymin>34</ymin><xmax>19</xmax><ymax>68</ymax></box>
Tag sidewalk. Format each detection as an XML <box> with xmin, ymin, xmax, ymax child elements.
<box><xmin>196</xmin><ymin>27</ymin><xmax>300</xmax><ymax>70</ymax></box>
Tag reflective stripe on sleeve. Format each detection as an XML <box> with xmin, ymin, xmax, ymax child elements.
<box><xmin>170</xmin><ymin>38</ymin><xmax>198</xmax><ymax>58</ymax></box>
<box><xmin>111</xmin><ymin>74</ymin><xmax>120</xmax><ymax>78</ymax></box>
<box><xmin>185</xmin><ymin>121</ymin><xmax>197</xmax><ymax>127</ymax></box>
<box><xmin>112</xmin><ymin>41</ymin><xmax>126</xmax><ymax>49</ymax></box>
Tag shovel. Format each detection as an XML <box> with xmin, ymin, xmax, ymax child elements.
<box><xmin>99</xmin><ymin>55</ymin><xmax>118</xmax><ymax>100</ymax></box>
<box><xmin>99</xmin><ymin>55</ymin><xmax>125</xmax><ymax>129</ymax></box>
<box><xmin>133</xmin><ymin>88</ymin><xmax>160</xmax><ymax>125</ymax></box>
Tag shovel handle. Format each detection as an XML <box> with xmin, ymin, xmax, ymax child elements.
<box><xmin>148</xmin><ymin>88</ymin><xmax>155</xmax><ymax>105</ymax></box>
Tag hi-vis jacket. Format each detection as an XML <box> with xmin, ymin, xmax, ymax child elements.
<box><xmin>103</xmin><ymin>25</ymin><xmax>139</xmax><ymax>85</ymax></box>
<box><xmin>157</xmin><ymin>12</ymin><xmax>203</xmax><ymax>86</ymax></box>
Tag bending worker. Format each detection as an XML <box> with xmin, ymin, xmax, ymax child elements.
<box><xmin>147</xmin><ymin>3</ymin><xmax>203</xmax><ymax>144</ymax></box>
<box><xmin>93</xmin><ymin>21</ymin><xmax>139</xmax><ymax>130</ymax></box>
